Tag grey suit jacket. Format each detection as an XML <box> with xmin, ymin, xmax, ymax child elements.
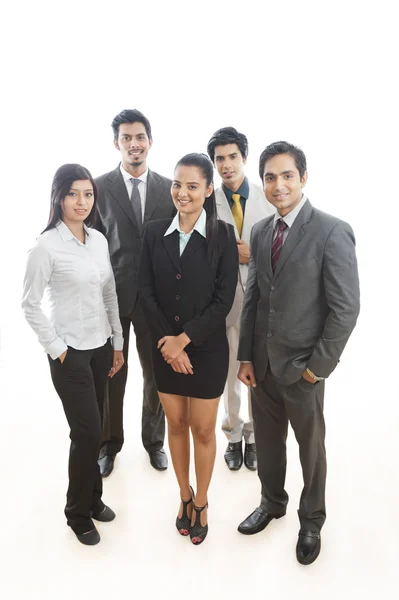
<box><xmin>238</xmin><ymin>199</ymin><xmax>360</xmax><ymax>384</ymax></box>
<box><xmin>94</xmin><ymin>165</ymin><xmax>175</xmax><ymax>317</ymax></box>
<box><xmin>216</xmin><ymin>183</ymin><xmax>274</xmax><ymax>327</ymax></box>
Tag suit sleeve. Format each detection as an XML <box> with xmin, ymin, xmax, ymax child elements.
<box><xmin>237</xmin><ymin>225</ymin><xmax>261</xmax><ymax>362</ymax></box>
<box><xmin>182</xmin><ymin>230</ymin><xmax>238</xmax><ymax>346</ymax></box>
<box><xmin>307</xmin><ymin>221</ymin><xmax>360</xmax><ymax>378</ymax></box>
<box><xmin>138</xmin><ymin>226</ymin><xmax>175</xmax><ymax>340</ymax></box>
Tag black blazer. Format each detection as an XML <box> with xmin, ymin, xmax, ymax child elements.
<box><xmin>138</xmin><ymin>218</ymin><xmax>238</xmax><ymax>346</ymax></box>
<box><xmin>94</xmin><ymin>165</ymin><xmax>175</xmax><ymax>317</ymax></box>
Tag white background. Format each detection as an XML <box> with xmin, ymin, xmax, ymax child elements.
<box><xmin>1</xmin><ymin>1</ymin><xmax>398</xmax><ymax>598</ymax></box>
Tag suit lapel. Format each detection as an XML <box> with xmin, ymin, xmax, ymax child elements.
<box><xmin>144</xmin><ymin>169</ymin><xmax>164</xmax><ymax>224</ymax></box>
<box><xmin>273</xmin><ymin>200</ymin><xmax>312</xmax><ymax>278</ymax></box>
<box><xmin>241</xmin><ymin>183</ymin><xmax>258</xmax><ymax>243</ymax></box>
<box><xmin>163</xmin><ymin>230</ymin><xmax>181</xmax><ymax>273</ymax></box>
<box><xmin>216</xmin><ymin>188</ymin><xmax>238</xmax><ymax>236</ymax></box>
<box><xmin>262</xmin><ymin>220</ymin><xmax>274</xmax><ymax>280</ymax></box>
<box><xmin>273</xmin><ymin>225</ymin><xmax>304</xmax><ymax>278</ymax></box>
<box><xmin>181</xmin><ymin>230</ymin><xmax>206</xmax><ymax>260</ymax></box>
<box><xmin>241</xmin><ymin>184</ymin><xmax>259</xmax><ymax>244</ymax></box>
<box><xmin>107</xmin><ymin>166</ymin><xmax>139</xmax><ymax>229</ymax></box>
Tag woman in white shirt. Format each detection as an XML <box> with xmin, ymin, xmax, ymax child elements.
<box><xmin>22</xmin><ymin>164</ymin><xmax>124</xmax><ymax>546</ymax></box>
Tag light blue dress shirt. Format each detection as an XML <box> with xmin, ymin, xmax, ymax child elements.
<box><xmin>164</xmin><ymin>209</ymin><xmax>207</xmax><ymax>255</ymax></box>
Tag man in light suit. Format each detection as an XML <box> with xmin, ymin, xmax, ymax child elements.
<box><xmin>207</xmin><ymin>127</ymin><xmax>274</xmax><ymax>471</ymax></box>
<box><xmin>94</xmin><ymin>109</ymin><xmax>175</xmax><ymax>476</ymax></box>
<box><xmin>237</xmin><ymin>141</ymin><xmax>360</xmax><ymax>565</ymax></box>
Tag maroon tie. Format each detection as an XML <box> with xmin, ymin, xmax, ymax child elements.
<box><xmin>271</xmin><ymin>219</ymin><xmax>288</xmax><ymax>271</ymax></box>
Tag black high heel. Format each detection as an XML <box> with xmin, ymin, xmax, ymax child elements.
<box><xmin>190</xmin><ymin>502</ymin><xmax>208</xmax><ymax>545</ymax></box>
<box><xmin>176</xmin><ymin>486</ymin><xmax>194</xmax><ymax>536</ymax></box>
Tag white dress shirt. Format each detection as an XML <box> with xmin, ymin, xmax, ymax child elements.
<box><xmin>120</xmin><ymin>163</ymin><xmax>148</xmax><ymax>222</ymax></box>
<box><xmin>22</xmin><ymin>221</ymin><xmax>124</xmax><ymax>359</ymax></box>
<box><xmin>164</xmin><ymin>209</ymin><xmax>207</xmax><ymax>255</ymax></box>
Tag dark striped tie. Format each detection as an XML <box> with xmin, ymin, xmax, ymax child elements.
<box><xmin>271</xmin><ymin>219</ymin><xmax>287</xmax><ymax>271</ymax></box>
<box><xmin>130</xmin><ymin>178</ymin><xmax>142</xmax><ymax>230</ymax></box>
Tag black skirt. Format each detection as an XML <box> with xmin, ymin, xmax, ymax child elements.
<box><xmin>152</xmin><ymin>333</ymin><xmax>229</xmax><ymax>399</ymax></box>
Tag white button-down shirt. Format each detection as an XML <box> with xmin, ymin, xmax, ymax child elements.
<box><xmin>164</xmin><ymin>209</ymin><xmax>207</xmax><ymax>255</ymax></box>
<box><xmin>22</xmin><ymin>221</ymin><xmax>123</xmax><ymax>359</ymax></box>
<box><xmin>120</xmin><ymin>163</ymin><xmax>148</xmax><ymax>223</ymax></box>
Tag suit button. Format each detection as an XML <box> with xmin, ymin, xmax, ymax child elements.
<box><xmin>175</xmin><ymin>316</ymin><xmax>180</xmax><ymax>322</ymax></box>
<box><xmin>176</xmin><ymin>274</ymin><xmax>181</xmax><ymax>280</ymax></box>
<box><xmin>176</xmin><ymin>295</ymin><xmax>180</xmax><ymax>300</ymax></box>
<box><xmin>271</xmin><ymin>286</ymin><xmax>276</xmax><ymax>291</ymax></box>
<box><xmin>267</xmin><ymin>333</ymin><xmax>273</xmax><ymax>338</ymax></box>
<box><xmin>269</xmin><ymin>308</ymin><xmax>275</xmax><ymax>314</ymax></box>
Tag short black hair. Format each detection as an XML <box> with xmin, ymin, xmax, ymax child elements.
<box><xmin>111</xmin><ymin>109</ymin><xmax>152</xmax><ymax>141</ymax></box>
<box><xmin>207</xmin><ymin>126</ymin><xmax>248</xmax><ymax>162</ymax></box>
<box><xmin>259</xmin><ymin>141</ymin><xmax>307</xmax><ymax>180</ymax></box>
<box><xmin>43</xmin><ymin>164</ymin><xmax>98</xmax><ymax>233</ymax></box>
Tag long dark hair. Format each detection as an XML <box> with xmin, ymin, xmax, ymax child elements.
<box><xmin>174</xmin><ymin>153</ymin><xmax>226</xmax><ymax>266</ymax></box>
<box><xmin>42</xmin><ymin>164</ymin><xmax>98</xmax><ymax>233</ymax></box>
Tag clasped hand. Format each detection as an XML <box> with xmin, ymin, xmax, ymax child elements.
<box><xmin>157</xmin><ymin>335</ymin><xmax>185</xmax><ymax>362</ymax></box>
<box><xmin>157</xmin><ymin>334</ymin><xmax>193</xmax><ymax>375</ymax></box>
<box><xmin>170</xmin><ymin>351</ymin><xmax>193</xmax><ymax>375</ymax></box>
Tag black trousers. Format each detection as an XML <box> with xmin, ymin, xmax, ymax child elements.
<box><xmin>48</xmin><ymin>340</ymin><xmax>112</xmax><ymax>534</ymax></box>
<box><xmin>251</xmin><ymin>369</ymin><xmax>326</xmax><ymax>532</ymax></box>
<box><xmin>101</xmin><ymin>300</ymin><xmax>165</xmax><ymax>456</ymax></box>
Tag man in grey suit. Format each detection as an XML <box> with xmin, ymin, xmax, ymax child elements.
<box><xmin>207</xmin><ymin>127</ymin><xmax>274</xmax><ymax>471</ymax></box>
<box><xmin>237</xmin><ymin>141</ymin><xmax>360</xmax><ymax>565</ymax></box>
<box><xmin>95</xmin><ymin>109</ymin><xmax>175</xmax><ymax>476</ymax></box>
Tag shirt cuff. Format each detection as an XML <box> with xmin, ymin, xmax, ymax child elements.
<box><xmin>46</xmin><ymin>337</ymin><xmax>68</xmax><ymax>360</ymax></box>
<box><xmin>112</xmin><ymin>335</ymin><xmax>124</xmax><ymax>351</ymax></box>
<box><xmin>240</xmin><ymin>361</ymin><xmax>252</xmax><ymax>364</ymax></box>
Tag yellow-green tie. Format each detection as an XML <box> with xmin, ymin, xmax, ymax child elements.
<box><xmin>231</xmin><ymin>193</ymin><xmax>244</xmax><ymax>237</ymax></box>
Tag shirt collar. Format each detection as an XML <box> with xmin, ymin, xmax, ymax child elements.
<box><xmin>56</xmin><ymin>220</ymin><xmax>90</xmax><ymax>243</ymax></box>
<box><xmin>120</xmin><ymin>163</ymin><xmax>148</xmax><ymax>185</ymax></box>
<box><xmin>273</xmin><ymin>195</ymin><xmax>307</xmax><ymax>229</ymax></box>
<box><xmin>222</xmin><ymin>176</ymin><xmax>249</xmax><ymax>202</ymax></box>
<box><xmin>164</xmin><ymin>209</ymin><xmax>207</xmax><ymax>238</ymax></box>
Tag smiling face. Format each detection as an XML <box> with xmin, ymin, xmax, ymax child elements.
<box><xmin>171</xmin><ymin>165</ymin><xmax>213</xmax><ymax>218</ymax></box>
<box><xmin>61</xmin><ymin>179</ymin><xmax>94</xmax><ymax>225</ymax></box>
<box><xmin>263</xmin><ymin>153</ymin><xmax>307</xmax><ymax>216</ymax></box>
<box><xmin>213</xmin><ymin>143</ymin><xmax>246</xmax><ymax>191</ymax></box>
<box><xmin>114</xmin><ymin>121</ymin><xmax>152</xmax><ymax>174</ymax></box>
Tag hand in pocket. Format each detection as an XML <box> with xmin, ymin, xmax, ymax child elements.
<box><xmin>59</xmin><ymin>350</ymin><xmax>68</xmax><ymax>364</ymax></box>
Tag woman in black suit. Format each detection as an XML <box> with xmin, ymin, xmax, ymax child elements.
<box><xmin>139</xmin><ymin>153</ymin><xmax>238</xmax><ymax>544</ymax></box>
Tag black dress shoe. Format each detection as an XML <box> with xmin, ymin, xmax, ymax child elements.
<box><xmin>238</xmin><ymin>506</ymin><xmax>286</xmax><ymax>535</ymax></box>
<box><xmin>91</xmin><ymin>505</ymin><xmax>116</xmax><ymax>522</ymax></box>
<box><xmin>296</xmin><ymin>530</ymin><xmax>321</xmax><ymax>565</ymax></box>
<box><xmin>98</xmin><ymin>454</ymin><xmax>115</xmax><ymax>478</ymax></box>
<box><xmin>149</xmin><ymin>448</ymin><xmax>168</xmax><ymax>471</ymax></box>
<box><xmin>75</xmin><ymin>527</ymin><xmax>100</xmax><ymax>546</ymax></box>
<box><xmin>224</xmin><ymin>441</ymin><xmax>243</xmax><ymax>471</ymax></box>
<box><xmin>244</xmin><ymin>443</ymin><xmax>257</xmax><ymax>471</ymax></box>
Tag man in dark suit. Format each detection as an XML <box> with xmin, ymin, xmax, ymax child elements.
<box><xmin>237</xmin><ymin>141</ymin><xmax>360</xmax><ymax>565</ymax></box>
<box><xmin>95</xmin><ymin>109</ymin><xmax>175</xmax><ymax>475</ymax></box>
